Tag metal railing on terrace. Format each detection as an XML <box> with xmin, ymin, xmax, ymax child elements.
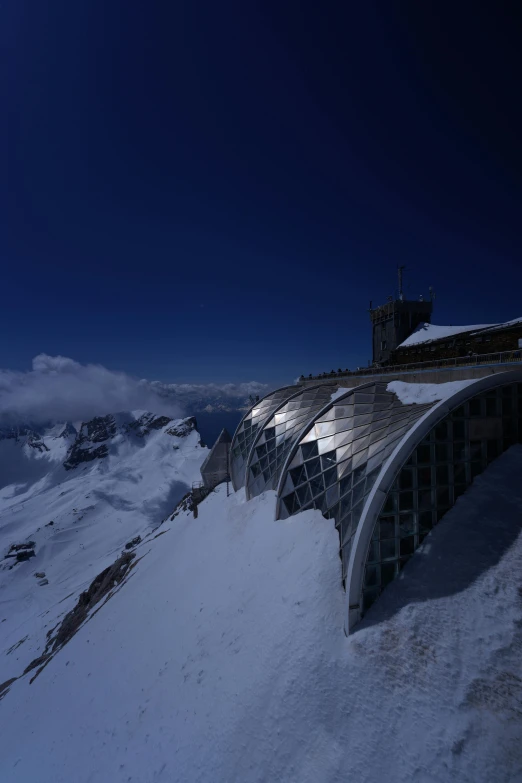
<box><xmin>301</xmin><ymin>349</ymin><xmax>522</xmax><ymax>383</ymax></box>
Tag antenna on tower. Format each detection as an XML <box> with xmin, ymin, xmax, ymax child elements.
<box><xmin>429</xmin><ymin>285</ymin><xmax>436</xmax><ymax>301</ymax></box>
<box><xmin>397</xmin><ymin>265</ymin><xmax>406</xmax><ymax>301</ymax></box>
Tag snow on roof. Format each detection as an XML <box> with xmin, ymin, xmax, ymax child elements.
<box><xmin>387</xmin><ymin>379</ymin><xmax>477</xmax><ymax>405</ymax></box>
<box><xmin>471</xmin><ymin>316</ymin><xmax>522</xmax><ymax>335</ymax></box>
<box><xmin>398</xmin><ymin>322</ymin><xmax>497</xmax><ymax>348</ymax></box>
<box><xmin>330</xmin><ymin>387</ymin><xmax>353</xmax><ymax>402</ymax></box>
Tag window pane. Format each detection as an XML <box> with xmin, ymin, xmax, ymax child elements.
<box><xmin>436</xmin><ymin>465</ymin><xmax>449</xmax><ymax>484</ymax></box>
<box><xmin>379</xmin><ymin>518</ymin><xmax>396</xmax><ymax>540</ymax></box>
<box><xmin>399</xmin><ymin>491</ymin><xmax>414</xmax><ymax>511</ymax></box>
<box><xmin>416</xmin><ymin>444</ymin><xmax>431</xmax><ymax>464</ymax></box>
<box><xmin>305</xmin><ymin>458</ymin><xmax>321</xmax><ymax>478</ymax></box>
<box><xmin>417</xmin><ymin>467</ymin><xmax>432</xmax><ymax>488</ymax></box>
<box><xmin>301</xmin><ymin>441</ymin><xmax>319</xmax><ymax>461</ymax></box>
<box><xmin>399</xmin><ymin>469</ymin><xmax>414</xmax><ymax>490</ymax></box>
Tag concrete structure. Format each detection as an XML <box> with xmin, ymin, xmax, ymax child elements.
<box><xmin>230</xmin><ymin>369</ymin><xmax>522</xmax><ymax>633</ymax></box>
<box><xmin>200</xmin><ymin>428</ymin><xmax>232</xmax><ymax>489</ymax></box>
<box><xmin>370</xmin><ymin>297</ymin><xmax>433</xmax><ymax>365</ymax></box>
<box><xmin>299</xmin><ymin>350</ymin><xmax>522</xmax><ymax>388</ymax></box>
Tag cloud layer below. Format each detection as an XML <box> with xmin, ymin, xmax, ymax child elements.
<box><xmin>0</xmin><ymin>354</ymin><xmax>269</xmax><ymax>424</ymax></box>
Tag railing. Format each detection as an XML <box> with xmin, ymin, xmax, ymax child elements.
<box><xmin>301</xmin><ymin>349</ymin><xmax>522</xmax><ymax>383</ymax></box>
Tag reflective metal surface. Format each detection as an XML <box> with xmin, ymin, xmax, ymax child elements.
<box><xmin>245</xmin><ymin>385</ymin><xmax>338</xmax><ymax>499</ymax></box>
<box><xmin>275</xmin><ymin>382</ymin><xmax>433</xmax><ymax>584</ymax></box>
<box><xmin>230</xmin><ymin>386</ymin><xmax>296</xmax><ymax>490</ymax></box>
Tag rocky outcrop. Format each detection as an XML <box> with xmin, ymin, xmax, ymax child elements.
<box><xmin>4</xmin><ymin>542</ymin><xmax>36</xmax><ymax>563</ymax></box>
<box><xmin>0</xmin><ymin>424</ymin><xmax>49</xmax><ymax>452</ymax></box>
<box><xmin>124</xmin><ymin>413</ymin><xmax>172</xmax><ymax>438</ymax></box>
<box><xmin>22</xmin><ymin>550</ymin><xmax>137</xmax><ymax>682</ymax></box>
<box><xmin>63</xmin><ymin>413</ymin><xmax>197</xmax><ymax>470</ymax></box>
<box><xmin>26</xmin><ymin>433</ymin><xmax>49</xmax><ymax>453</ymax></box>
<box><xmin>56</xmin><ymin>422</ymin><xmax>77</xmax><ymax>439</ymax></box>
<box><xmin>63</xmin><ymin>415</ymin><xmax>117</xmax><ymax>470</ymax></box>
<box><xmin>166</xmin><ymin>417</ymin><xmax>197</xmax><ymax>438</ymax></box>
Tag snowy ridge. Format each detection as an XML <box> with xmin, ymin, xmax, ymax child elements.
<box><xmin>1</xmin><ymin>447</ymin><xmax>521</xmax><ymax>782</ymax></box>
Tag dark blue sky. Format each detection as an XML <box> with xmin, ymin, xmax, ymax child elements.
<box><xmin>3</xmin><ymin>1</ymin><xmax>522</xmax><ymax>386</ymax></box>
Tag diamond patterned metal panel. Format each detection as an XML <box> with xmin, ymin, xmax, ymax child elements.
<box><xmin>230</xmin><ymin>386</ymin><xmax>296</xmax><ymax>490</ymax></box>
<box><xmin>276</xmin><ymin>382</ymin><xmax>434</xmax><ymax>583</ymax></box>
<box><xmin>245</xmin><ymin>384</ymin><xmax>339</xmax><ymax>499</ymax></box>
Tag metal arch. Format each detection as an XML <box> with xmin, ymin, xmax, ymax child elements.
<box><xmin>244</xmin><ymin>384</ymin><xmax>335</xmax><ymax>501</ymax></box>
<box><xmin>344</xmin><ymin>368</ymin><xmax>522</xmax><ymax>634</ymax></box>
<box><xmin>274</xmin><ymin>381</ymin><xmax>379</xmax><ymax>519</ymax></box>
<box><xmin>229</xmin><ymin>384</ymin><xmax>297</xmax><ymax>492</ymax></box>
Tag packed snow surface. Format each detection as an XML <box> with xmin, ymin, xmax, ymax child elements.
<box><xmin>1</xmin><ymin>444</ymin><xmax>522</xmax><ymax>782</ymax></box>
<box><xmin>387</xmin><ymin>379</ymin><xmax>477</xmax><ymax>405</ymax></box>
<box><xmin>398</xmin><ymin>322</ymin><xmax>495</xmax><ymax>347</ymax></box>
<box><xmin>0</xmin><ymin>413</ymin><xmax>205</xmax><ymax>684</ymax></box>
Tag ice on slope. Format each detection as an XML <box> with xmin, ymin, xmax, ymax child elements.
<box><xmin>1</xmin><ymin>448</ymin><xmax>521</xmax><ymax>783</ymax></box>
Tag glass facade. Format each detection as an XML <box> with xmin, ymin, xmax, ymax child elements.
<box><xmin>230</xmin><ymin>386</ymin><xmax>296</xmax><ymax>490</ymax></box>
<box><xmin>246</xmin><ymin>385</ymin><xmax>338</xmax><ymax>499</ymax></box>
<box><xmin>360</xmin><ymin>381</ymin><xmax>522</xmax><ymax>615</ymax></box>
<box><xmin>276</xmin><ymin>382</ymin><xmax>434</xmax><ymax>582</ymax></box>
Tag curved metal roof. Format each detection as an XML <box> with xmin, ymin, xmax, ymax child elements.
<box><xmin>344</xmin><ymin>368</ymin><xmax>522</xmax><ymax>633</ymax></box>
<box><xmin>229</xmin><ymin>371</ymin><xmax>522</xmax><ymax>635</ymax></box>
<box><xmin>245</xmin><ymin>384</ymin><xmax>339</xmax><ymax>500</ymax></box>
<box><xmin>274</xmin><ymin>382</ymin><xmax>435</xmax><ymax>583</ymax></box>
<box><xmin>229</xmin><ymin>386</ymin><xmax>296</xmax><ymax>491</ymax></box>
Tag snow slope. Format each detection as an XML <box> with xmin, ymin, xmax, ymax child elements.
<box><xmin>0</xmin><ymin>412</ymin><xmax>206</xmax><ymax>683</ymax></box>
<box><xmin>1</xmin><ymin>447</ymin><xmax>521</xmax><ymax>783</ymax></box>
<box><xmin>398</xmin><ymin>322</ymin><xmax>495</xmax><ymax>347</ymax></box>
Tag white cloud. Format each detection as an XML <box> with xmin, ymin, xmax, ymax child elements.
<box><xmin>0</xmin><ymin>354</ymin><xmax>270</xmax><ymax>425</ymax></box>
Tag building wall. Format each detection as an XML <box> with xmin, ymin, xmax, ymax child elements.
<box><xmin>371</xmin><ymin>300</ymin><xmax>433</xmax><ymax>364</ymax></box>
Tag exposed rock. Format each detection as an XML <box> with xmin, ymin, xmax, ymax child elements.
<box><xmin>166</xmin><ymin>417</ymin><xmax>197</xmax><ymax>438</ymax></box>
<box><xmin>23</xmin><ymin>550</ymin><xmax>137</xmax><ymax>683</ymax></box>
<box><xmin>63</xmin><ymin>415</ymin><xmax>116</xmax><ymax>470</ymax></box>
<box><xmin>35</xmin><ymin>572</ymin><xmax>46</xmax><ymax>578</ymax></box>
<box><xmin>45</xmin><ymin>521</ymin><xmax>54</xmax><ymax>526</ymax></box>
<box><xmin>124</xmin><ymin>535</ymin><xmax>141</xmax><ymax>550</ymax></box>
<box><xmin>7</xmin><ymin>541</ymin><xmax>36</xmax><ymax>554</ymax></box>
<box><xmin>5</xmin><ymin>542</ymin><xmax>36</xmax><ymax>562</ymax></box>
<box><xmin>6</xmin><ymin>637</ymin><xmax>27</xmax><ymax>655</ymax></box>
<box><xmin>38</xmin><ymin>579</ymin><xmax>49</xmax><ymax>586</ymax></box>
<box><xmin>56</xmin><ymin>422</ymin><xmax>77</xmax><ymax>439</ymax></box>
<box><xmin>0</xmin><ymin>424</ymin><xmax>41</xmax><ymax>442</ymax></box>
<box><xmin>125</xmin><ymin>413</ymin><xmax>172</xmax><ymax>438</ymax></box>
<box><xmin>16</xmin><ymin>550</ymin><xmax>36</xmax><ymax>562</ymax></box>
<box><xmin>26</xmin><ymin>433</ymin><xmax>49</xmax><ymax>452</ymax></box>
<box><xmin>0</xmin><ymin>677</ymin><xmax>18</xmax><ymax>701</ymax></box>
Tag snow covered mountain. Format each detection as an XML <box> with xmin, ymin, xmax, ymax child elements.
<box><xmin>0</xmin><ymin>411</ymin><xmax>206</xmax><ymax>699</ymax></box>
<box><xmin>0</xmin><ymin>420</ymin><xmax>521</xmax><ymax>781</ymax></box>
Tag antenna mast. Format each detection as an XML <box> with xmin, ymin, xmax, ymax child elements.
<box><xmin>397</xmin><ymin>265</ymin><xmax>406</xmax><ymax>301</ymax></box>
